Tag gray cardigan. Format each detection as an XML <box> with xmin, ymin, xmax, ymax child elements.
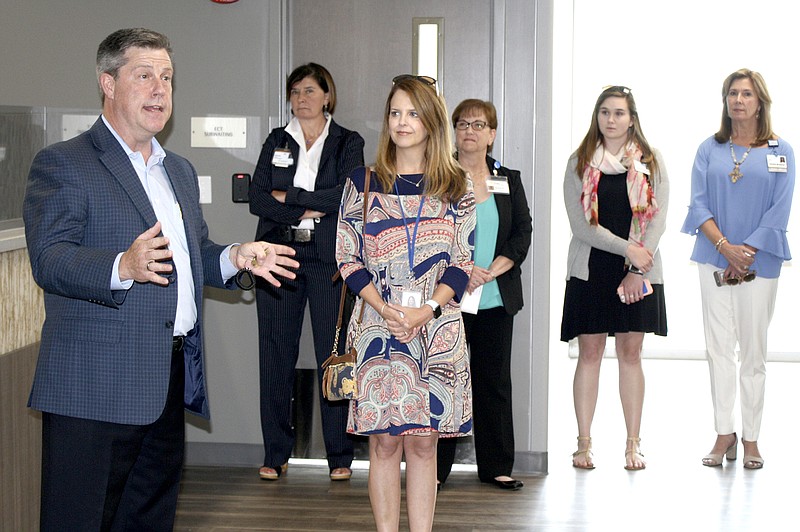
<box><xmin>563</xmin><ymin>149</ymin><xmax>669</xmax><ymax>283</ymax></box>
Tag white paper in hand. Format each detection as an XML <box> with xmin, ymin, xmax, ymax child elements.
<box><xmin>460</xmin><ymin>285</ymin><xmax>483</xmax><ymax>314</ymax></box>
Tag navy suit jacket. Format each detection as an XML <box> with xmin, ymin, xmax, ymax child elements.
<box><xmin>23</xmin><ymin>117</ymin><xmax>231</xmax><ymax>425</ymax></box>
<box><xmin>249</xmin><ymin>119</ymin><xmax>364</xmax><ymax>261</ymax></box>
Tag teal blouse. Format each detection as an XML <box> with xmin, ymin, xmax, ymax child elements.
<box><xmin>474</xmin><ymin>195</ymin><xmax>504</xmax><ymax>309</ymax></box>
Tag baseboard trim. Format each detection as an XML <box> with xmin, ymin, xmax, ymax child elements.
<box><xmin>185</xmin><ymin>442</ymin><xmax>549</xmax><ymax>476</ymax></box>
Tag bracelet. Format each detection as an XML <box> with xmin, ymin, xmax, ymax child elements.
<box><xmin>627</xmin><ymin>265</ymin><xmax>643</xmax><ymax>275</ymax></box>
<box><xmin>380</xmin><ymin>303</ymin><xmax>387</xmax><ymax>315</ymax></box>
<box><xmin>714</xmin><ymin>236</ymin><xmax>728</xmax><ymax>251</ymax></box>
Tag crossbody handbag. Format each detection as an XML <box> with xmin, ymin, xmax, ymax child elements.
<box><xmin>321</xmin><ymin>167</ymin><xmax>371</xmax><ymax>401</ymax></box>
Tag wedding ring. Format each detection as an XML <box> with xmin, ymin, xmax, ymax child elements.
<box><xmin>251</xmin><ymin>257</ymin><xmax>258</xmax><ymax>267</ymax></box>
<box><xmin>146</xmin><ymin>260</ymin><xmax>154</xmax><ymax>271</ymax></box>
<box><xmin>264</xmin><ymin>246</ymin><xmax>271</xmax><ymax>255</ymax></box>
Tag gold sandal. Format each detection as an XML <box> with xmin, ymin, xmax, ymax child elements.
<box><xmin>572</xmin><ymin>436</ymin><xmax>595</xmax><ymax>469</ymax></box>
<box><xmin>624</xmin><ymin>437</ymin><xmax>646</xmax><ymax>471</ymax></box>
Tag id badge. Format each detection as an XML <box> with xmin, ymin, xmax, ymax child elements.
<box><xmin>486</xmin><ymin>175</ymin><xmax>510</xmax><ymax>195</ymax></box>
<box><xmin>767</xmin><ymin>154</ymin><xmax>788</xmax><ymax>173</ymax></box>
<box><xmin>401</xmin><ymin>290</ymin><xmax>422</xmax><ymax>308</ymax></box>
<box><xmin>271</xmin><ymin>148</ymin><xmax>294</xmax><ymax>168</ymax></box>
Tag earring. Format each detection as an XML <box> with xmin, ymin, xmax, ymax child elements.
<box><xmin>324</xmin><ymin>103</ymin><xmax>329</xmax><ymax>113</ymax></box>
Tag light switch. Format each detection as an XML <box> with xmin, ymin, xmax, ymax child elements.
<box><xmin>198</xmin><ymin>175</ymin><xmax>212</xmax><ymax>204</ymax></box>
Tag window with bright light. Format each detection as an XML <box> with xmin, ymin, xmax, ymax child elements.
<box><xmin>413</xmin><ymin>18</ymin><xmax>443</xmax><ymax>94</ymax></box>
<box><xmin>551</xmin><ymin>0</ymin><xmax>800</xmax><ymax>361</ymax></box>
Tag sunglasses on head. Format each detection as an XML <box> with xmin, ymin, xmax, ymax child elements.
<box><xmin>602</xmin><ymin>85</ymin><xmax>632</xmax><ymax>95</ymax></box>
<box><xmin>392</xmin><ymin>74</ymin><xmax>439</xmax><ymax>95</ymax></box>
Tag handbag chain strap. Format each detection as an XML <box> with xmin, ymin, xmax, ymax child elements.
<box><xmin>330</xmin><ymin>167</ymin><xmax>371</xmax><ymax>356</ymax></box>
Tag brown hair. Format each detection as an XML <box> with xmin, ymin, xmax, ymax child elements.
<box><xmin>96</xmin><ymin>28</ymin><xmax>173</xmax><ymax>102</ymax></box>
<box><xmin>575</xmin><ymin>86</ymin><xmax>659</xmax><ymax>180</ymax></box>
<box><xmin>374</xmin><ymin>77</ymin><xmax>466</xmax><ymax>201</ymax></box>
<box><xmin>451</xmin><ymin>99</ymin><xmax>498</xmax><ymax>153</ymax></box>
<box><xmin>286</xmin><ymin>63</ymin><xmax>337</xmax><ymax>114</ymax></box>
<box><xmin>713</xmin><ymin>68</ymin><xmax>774</xmax><ymax>146</ymax></box>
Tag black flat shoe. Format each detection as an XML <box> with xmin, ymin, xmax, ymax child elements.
<box><xmin>490</xmin><ymin>478</ymin><xmax>524</xmax><ymax>490</ymax></box>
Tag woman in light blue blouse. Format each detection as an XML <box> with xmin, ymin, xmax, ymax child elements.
<box><xmin>681</xmin><ymin>68</ymin><xmax>795</xmax><ymax>470</ymax></box>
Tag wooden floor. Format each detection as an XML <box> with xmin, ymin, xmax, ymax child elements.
<box><xmin>174</xmin><ymin>453</ymin><xmax>792</xmax><ymax>531</ymax></box>
<box><xmin>175</xmin><ymin>359</ymin><xmax>800</xmax><ymax>531</ymax></box>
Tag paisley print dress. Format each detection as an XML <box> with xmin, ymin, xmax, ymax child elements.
<box><xmin>336</xmin><ymin>168</ymin><xmax>475</xmax><ymax>437</ymax></box>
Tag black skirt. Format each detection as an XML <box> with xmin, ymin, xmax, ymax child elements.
<box><xmin>560</xmin><ymin>172</ymin><xmax>667</xmax><ymax>342</ymax></box>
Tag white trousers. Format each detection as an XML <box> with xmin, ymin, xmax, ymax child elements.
<box><xmin>697</xmin><ymin>263</ymin><xmax>778</xmax><ymax>441</ymax></box>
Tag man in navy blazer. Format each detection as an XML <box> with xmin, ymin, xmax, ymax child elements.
<box><xmin>23</xmin><ymin>28</ymin><xmax>299</xmax><ymax>531</ymax></box>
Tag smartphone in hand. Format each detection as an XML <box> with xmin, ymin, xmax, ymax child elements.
<box><xmin>617</xmin><ymin>279</ymin><xmax>653</xmax><ymax>301</ymax></box>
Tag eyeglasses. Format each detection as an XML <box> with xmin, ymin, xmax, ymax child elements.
<box><xmin>602</xmin><ymin>85</ymin><xmax>632</xmax><ymax>95</ymax></box>
<box><xmin>455</xmin><ymin>120</ymin><xmax>488</xmax><ymax>131</ymax></box>
<box><xmin>714</xmin><ymin>269</ymin><xmax>757</xmax><ymax>286</ymax></box>
<box><xmin>392</xmin><ymin>74</ymin><xmax>439</xmax><ymax>95</ymax></box>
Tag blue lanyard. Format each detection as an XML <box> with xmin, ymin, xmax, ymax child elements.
<box><xmin>395</xmin><ymin>181</ymin><xmax>425</xmax><ymax>279</ymax></box>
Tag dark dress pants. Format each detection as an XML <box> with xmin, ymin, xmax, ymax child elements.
<box><xmin>40</xmin><ymin>344</ymin><xmax>185</xmax><ymax>532</ymax></box>
<box><xmin>256</xmin><ymin>241</ymin><xmax>353</xmax><ymax>471</ymax></box>
<box><xmin>438</xmin><ymin>306</ymin><xmax>516</xmax><ymax>483</ymax></box>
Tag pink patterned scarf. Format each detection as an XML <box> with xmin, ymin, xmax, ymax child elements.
<box><xmin>580</xmin><ymin>141</ymin><xmax>658</xmax><ymax>246</ymax></box>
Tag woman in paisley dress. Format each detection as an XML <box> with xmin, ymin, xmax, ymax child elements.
<box><xmin>336</xmin><ymin>75</ymin><xmax>475</xmax><ymax>531</ymax></box>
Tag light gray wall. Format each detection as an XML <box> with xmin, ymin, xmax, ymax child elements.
<box><xmin>0</xmin><ymin>0</ymin><xmax>285</xmax><ymax>457</ymax></box>
<box><xmin>2</xmin><ymin>0</ymin><xmax>552</xmax><ymax>472</ymax></box>
<box><xmin>288</xmin><ymin>0</ymin><xmax>552</xmax><ymax>472</ymax></box>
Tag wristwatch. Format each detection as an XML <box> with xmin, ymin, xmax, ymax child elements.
<box><xmin>425</xmin><ymin>299</ymin><xmax>442</xmax><ymax>319</ymax></box>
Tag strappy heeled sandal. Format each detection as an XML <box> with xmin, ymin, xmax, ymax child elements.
<box><xmin>742</xmin><ymin>439</ymin><xmax>764</xmax><ymax>469</ymax></box>
<box><xmin>702</xmin><ymin>433</ymin><xmax>737</xmax><ymax>467</ymax></box>
<box><xmin>743</xmin><ymin>455</ymin><xmax>764</xmax><ymax>469</ymax></box>
<box><xmin>624</xmin><ymin>437</ymin><xmax>646</xmax><ymax>471</ymax></box>
<box><xmin>572</xmin><ymin>436</ymin><xmax>595</xmax><ymax>469</ymax></box>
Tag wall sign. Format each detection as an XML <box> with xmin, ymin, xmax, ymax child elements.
<box><xmin>191</xmin><ymin>117</ymin><xmax>247</xmax><ymax>149</ymax></box>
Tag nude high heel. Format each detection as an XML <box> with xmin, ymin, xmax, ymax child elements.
<box><xmin>742</xmin><ymin>439</ymin><xmax>764</xmax><ymax>470</ymax></box>
<box><xmin>702</xmin><ymin>433</ymin><xmax>737</xmax><ymax>467</ymax></box>
<box><xmin>572</xmin><ymin>436</ymin><xmax>595</xmax><ymax>469</ymax></box>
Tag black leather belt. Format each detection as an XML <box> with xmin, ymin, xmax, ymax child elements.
<box><xmin>173</xmin><ymin>335</ymin><xmax>185</xmax><ymax>352</ymax></box>
<box><xmin>278</xmin><ymin>227</ymin><xmax>314</xmax><ymax>243</ymax></box>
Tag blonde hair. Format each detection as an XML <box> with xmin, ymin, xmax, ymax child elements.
<box><xmin>374</xmin><ymin>77</ymin><xmax>466</xmax><ymax>201</ymax></box>
<box><xmin>714</xmin><ymin>68</ymin><xmax>774</xmax><ymax>146</ymax></box>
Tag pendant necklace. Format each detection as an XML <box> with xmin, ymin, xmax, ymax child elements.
<box><xmin>729</xmin><ymin>138</ymin><xmax>753</xmax><ymax>183</ymax></box>
<box><xmin>396</xmin><ymin>173</ymin><xmax>424</xmax><ymax>187</ymax></box>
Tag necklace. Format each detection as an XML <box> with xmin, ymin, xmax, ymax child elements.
<box><xmin>302</xmin><ymin>124</ymin><xmax>324</xmax><ymax>148</ymax></box>
<box><xmin>396</xmin><ymin>173</ymin><xmax>424</xmax><ymax>187</ymax></box>
<box><xmin>729</xmin><ymin>138</ymin><xmax>753</xmax><ymax>183</ymax></box>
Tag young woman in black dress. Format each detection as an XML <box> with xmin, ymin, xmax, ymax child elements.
<box><xmin>561</xmin><ymin>86</ymin><xmax>669</xmax><ymax>470</ymax></box>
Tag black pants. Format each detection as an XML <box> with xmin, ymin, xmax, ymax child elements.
<box><xmin>255</xmin><ymin>242</ymin><xmax>353</xmax><ymax>470</ymax></box>
<box><xmin>438</xmin><ymin>306</ymin><xmax>516</xmax><ymax>483</ymax></box>
<box><xmin>40</xmin><ymin>344</ymin><xmax>185</xmax><ymax>531</ymax></box>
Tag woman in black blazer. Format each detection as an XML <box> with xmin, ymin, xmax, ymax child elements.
<box><xmin>437</xmin><ymin>99</ymin><xmax>532</xmax><ymax>490</ymax></box>
<box><xmin>249</xmin><ymin>63</ymin><xmax>364</xmax><ymax>481</ymax></box>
